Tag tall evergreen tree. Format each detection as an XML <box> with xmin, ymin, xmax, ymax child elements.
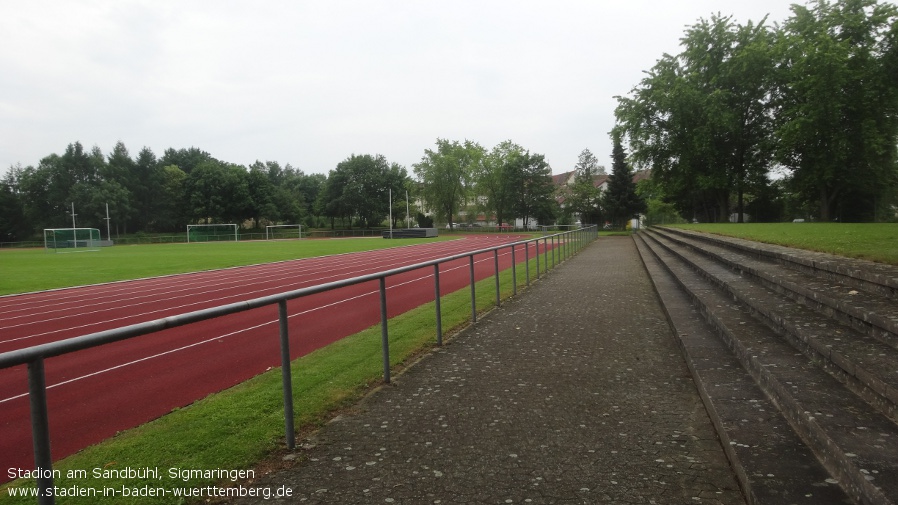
<box><xmin>133</xmin><ymin>147</ymin><xmax>163</xmax><ymax>231</ymax></box>
<box><xmin>603</xmin><ymin>138</ymin><xmax>646</xmax><ymax>228</ymax></box>
<box><xmin>0</xmin><ymin>174</ymin><xmax>27</xmax><ymax>241</ymax></box>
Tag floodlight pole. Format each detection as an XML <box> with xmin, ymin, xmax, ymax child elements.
<box><xmin>389</xmin><ymin>189</ymin><xmax>393</xmax><ymax>239</ymax></box>
<box><xmin>406</xmin><ymin>190</ymin><xmax>410</xmax><ymax>229</ymax></box>
<box><xmin>104</xmin><ymin>203</ymin><xmax>111</xmax><ymax>241</ymax></box>
<box><xmin>70</xmin><ymin>202</ymin><xmax>77</xmax><ymax>250</ymax></box>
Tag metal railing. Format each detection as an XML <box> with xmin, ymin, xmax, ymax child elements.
<box><xmin>0</xmin><ymin>226</ymin><xmax>598</xmax><ymax>504</ymax></box>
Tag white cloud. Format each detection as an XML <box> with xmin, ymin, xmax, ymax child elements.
<box><xmin>0</xmin><ymin>0</ymin><xmax>797</xmax><ymax>177</ymax></box>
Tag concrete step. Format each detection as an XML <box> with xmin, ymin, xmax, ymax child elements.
<box><xmin>650</xmin><ymin>227</ymin><xmax>898</xmax><ymax>349</ymax></box>
<box><xmin>656</xmin><ymin>226</ymin><xmax>898</xmax><ymax>301</ymax></box>
<box><xmin>634</xmin><ymin>235</ymin><xmax>851</xmax><ymax>504</ymax></box>
<box><xmin>636</xmin><ymin>230</ymin><xmax>898</xmax><ymax>505</ymax></box>
<box><xmin>644</xmin><ymin>228</ymin><xmax>898</xmax><ymax>425</ymax></box>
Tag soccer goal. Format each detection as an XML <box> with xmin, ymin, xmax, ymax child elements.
<box><xmin>265</xmin><ymin>224</ymin><xmax>303</xmax><ymax>240</ymax></box>
<box><xmin>187</xmin><ymin>224</ymin><xmax>238</xmax><ymax>243</ymax></box>
<box><xmin>44</xmin><ymin>228</ymin><xmax>102</xmax><ymax>252</ymax></box>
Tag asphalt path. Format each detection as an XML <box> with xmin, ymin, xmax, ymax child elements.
<box><xmin>0</xmin><ymin>235</ymin><xmax>547</xmax><ymax>480</ymax></box>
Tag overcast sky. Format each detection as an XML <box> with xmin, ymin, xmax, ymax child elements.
<box><xmin>1</xmin><ymin>1</ymin><xmax>798</xmax><ymax>178</ymax></box>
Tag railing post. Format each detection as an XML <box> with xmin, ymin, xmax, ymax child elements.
<box><xmin>535</xmin><ymin>240</ymin><xmax>540</xmax><ymax>279</ymax></box>
<box><xmin>379</xmin><ymin>278</ymin><xmax>390</xmax><ymax>383</ymax></box>
<box><xmin>562</xmin><ymin>232</ymin><xmax>567</xmax><ymax>261</ymax></box>
<box><xmin>433</xmin><ymin>264</ymin><xmax>443</xmax><ymax>346</ymax></box>
<box><xmin>525</xmin><ymin>242</ymin><xmax>530</xmax><ymax>285</ymax></box>
<box><xmin>511</xmin><ymin>245</ymin><xmax>517</xmax><ymax>296</ymax></box>
<box><xmin>546</xmin><ymin>235</ymin><xmax>555</xmax><ymax>268</ymax></box>
<box><xmin>551</xmin><ymin>236</ymin><xmax>556</xmax><ymax>268</ymax></box>
<box><xmin>493</xmin><ymin>250</ymin><xmax>500</xmax><ymax>307</ymax></box>
<box><xmin>28</xmin><ymin>358</ymin><xmax>54</xmax><ymax>505</ymax></box>
<box><xmin>469</xmin><ymin>255</ymin><xmax>477</xmax><ymax>323</ymax></box>
<box><xmin>277</xmin><ymin>300</ymin><xmax>296</xmax><ymax>450</ymax></box>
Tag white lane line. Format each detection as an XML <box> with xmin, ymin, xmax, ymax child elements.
<box><xmin>0</xmin><ymin>251</ymin><xmax>506</xmax><ymax>403</ymax></box>
<box><xmin>0</xmin><ymin>245</ymin><xmax>442</xmax><ymax>319</ymax></box>
<box><xmin>0</xmin><ymin>244</ymin><xmax>517</xmax><ymax>345</ymax></box>
<box><xmin>0</xmin><ymin>238</ymin><xmax>514</xmax><ymax>327</ymax></box>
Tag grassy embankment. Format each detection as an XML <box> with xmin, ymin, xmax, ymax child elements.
<box><xmin>0</xmin><ymin>234</ymin><xmax>573</xmax><ymax>504</ymax></box>
<box><xmin>669</xmin><ymin>222</ymin><xmax>898</xmax><ymax>266</ymax></box>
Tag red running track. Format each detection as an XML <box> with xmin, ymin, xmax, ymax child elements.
<box><xmin>0</xmin><ymin>235</ymin><xmax>554</xmax><ymax>480</ymax></box>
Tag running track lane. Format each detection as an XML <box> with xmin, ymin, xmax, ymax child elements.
<box><xmin>0</xmin><ymin>236</ymin><xmax>559</xmax><ymax>479</ymax></box>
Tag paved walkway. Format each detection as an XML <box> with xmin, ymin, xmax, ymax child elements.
<box><xmin>233</xmin><ymin>236</ymin><xmax>746</xmax><ymax>505</ymax></box>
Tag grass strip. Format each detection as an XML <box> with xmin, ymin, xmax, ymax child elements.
<box><xmin>1</xmin><ymin>244</ymin><xmax>585</xmax><ymax>504</ymax></box>
<box><xmin>668</xmin><ymin>223</ymin><xmax>898</xmax><ymax>266</ymax></box>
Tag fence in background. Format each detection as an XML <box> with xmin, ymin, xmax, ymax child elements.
<box><xmin>0</xmin><ymin>224</ymin><xmax>589</xmax><ymax>249</ymax></box>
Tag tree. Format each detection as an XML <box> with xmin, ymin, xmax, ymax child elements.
<box><xmin>159</xmin><ymin>147</ymin><xmax>213</xmax><ymax>174</ymax></box>
<box><xmin>774</xmin><ymin>0</ymin><xmax>898</xmax><ymax>221</ymax></box>
<box><xmin>221</xmin><ymin>164</ymin><xmax>253</xmax><ymax>225</ymax></box>
<box><xmin>475</xmin><ymin>140</ymin><xmax>523</xmax><ymax>227</ymax></box>
<box><xmin>603</xmin><ymin>138</ymin><xmax>647</xmax><ymax>227</ymax></box>
<box><xmin>184</xmin><ymin>161</ymin><xmax>252</xmax><ymax>224</ymax></box>
<box><xmin>338</xmin><ymin>154</ymin><xmax>383</xmax><ymax>228</ymax></box>
<box><xmin>385</xmin><ymin>162</ymin><xmax>411</xmax><ymax>228</ymax></box>
<box><xmin>132</xmin><ymin>147</ymin><xmax>163</xmax><ymax>231</ymax></box>
<box><xmin>413</xmin><ymin>139</ymin><xmax>484</xmax><ymax>228</ymax></box>
<box><xmin>157</xmin><ymin>165</ymin><xmax>188</xmax><ymax>231</ymax></box>
<box><xmin>294</xmin><ymin>170</ymin><xmax>326</xmax><ymax>227</ymax></box>
<box><xmin>566</xmin><ymin>148</ymin><xmax>604</xmax><ymax>224</ymax></box>
<box><xmin>61</xmin><ymin>142</ymin><xmax>97</xmax><ymax>186</ymax></box>
<box><xmin>70</xmin><ymin>179</ymin><xmax>133</xmax><ymax>237</ymax></box>
<box><xmin>266</xmin><ymin>161</ymin><xmax>304</xmax><ymax>226</ymax></box>
<box><xmin>318</xmin><ymin>167</ymin><xmax>350</xmax><ymax>229</ymax></box>
<box><xmin>17</xmin><ymin>161</ymin><xmax>55</xmax><ymax>231</ymax></box>
<box><xmin>319</xmin><ymin>154</ymin><xmax>408</xmax><ymax>228</ymax></box>
<box><xmin>636</xmin><ymin>177</ymin><xmax>684</xmax><ymax>225</ymax></box>
<box><xmin>0</xmin><ymin>172</ymin><xmax>27</xmax><ymax>241</ymax></box>
<box><xmin>103</xmin><ymin>141</ymin><xmax>138</xmax><ymax>233</ymax></box>
<box><xmin>615</xmin><ymin>14</ymin><xmax>777</xmax><ymax>222</ymax></box>
<box><xmin>512</xmin><ymin>150</ymin><xmax>556</xmax><ymax>227</ymax></box>
<box><xmin>247</xmin><ymin>161</ymin><xmax>278</xmax><ymax>227</ymax></box>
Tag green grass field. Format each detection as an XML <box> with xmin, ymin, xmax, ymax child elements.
<box><xmin>670</xmin><ymin>223</ymin><xmax>898</xmax><ymax>265</ymax></box>
<box><xmin>0</xmin><ymin>237</ymin><xmax>458</xmax><ymax>296</ymax></box>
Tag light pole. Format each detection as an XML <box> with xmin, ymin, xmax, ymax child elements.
<box><xmin>68</xmin><ymin>202</ymin><xmax>77</xmax><ymax>249</ymax></box>
<box><xmin>104</xmin><ymin>203</ymin><xmax>111</xmax><ymax>241</ymax></box>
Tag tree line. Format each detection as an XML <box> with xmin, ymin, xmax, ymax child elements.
<box><xmin>411</xmin><ymin>138</ymin><xmax>644</xmax><ymax>230</ymax></box>
<box><xmin>615</xmin><ymin>0</ymin><xmax>898</xmax><ymax>223</ymax></box>
<box><xmin>0</xmin><ymin>142</ymin><xmax>330</xmax><ymax>241</ymax></box>
<box><xmin>0</xmin><ymin>134</ymin><xmax>649</xmax><ymax>242</ymax></box>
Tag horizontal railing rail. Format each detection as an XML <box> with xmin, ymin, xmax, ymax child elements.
<box><xmin>1</xmin><ymin>226</ymin><xmax>598</xmax><ymax>504</ymax></box>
